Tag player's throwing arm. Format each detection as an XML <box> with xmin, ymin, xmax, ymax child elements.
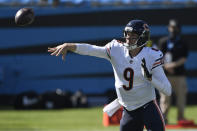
<box><xmin>48</xmin><ymin>43</ymin><xmax>76</xmax><ymax>61</ymax></box>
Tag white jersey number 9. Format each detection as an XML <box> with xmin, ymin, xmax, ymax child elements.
<box><xmin>123</xmin><ymin>67</ymin><xmax>134</xmax><ymax>91</ymax></box>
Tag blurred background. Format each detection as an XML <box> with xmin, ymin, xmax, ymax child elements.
<box><xmin>0</xmin><ymin>0</ymin><xmax>197</xmax><ymax>130</ymax></box>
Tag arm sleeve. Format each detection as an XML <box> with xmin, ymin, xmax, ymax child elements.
<box><xmin>74</xmin><ymin>43</ymin><xmax>110</xmax><ymax>60</ymax></box>
<box><xmin>151</xmin><ymin>66</ymin><xmax>172</xmax><ymax>96</ymax></box>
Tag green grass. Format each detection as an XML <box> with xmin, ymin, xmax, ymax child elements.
<box><xmin>0</xmin><ymin>106</ymin><xmax>197</xmax><ymax>131</ymax></box>
<box><xmin>168</xmin><ymin>106</ymin><xmax>197</xmax><ymax>124</ymax></box>
<box><xmin>0</xmin><ymin>107</ymin><xmax>118</xmax><ymax>131</ymax></box>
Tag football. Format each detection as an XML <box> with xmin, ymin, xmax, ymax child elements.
<box><xmin>15</xmin><ymin>8</ymin><xmax>35</xmax><ymax>26</ymax></box>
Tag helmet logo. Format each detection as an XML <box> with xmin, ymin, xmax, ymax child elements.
<box><xmin>143</xmin><ymin>24</ymin><xmax>149</xmax><ymax>32</ymax></box>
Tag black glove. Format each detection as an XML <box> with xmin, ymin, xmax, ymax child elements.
<box><xmin>141</xmin><ymin>58</ymin><xmax>152</xmax><ymax>81</ymax></box>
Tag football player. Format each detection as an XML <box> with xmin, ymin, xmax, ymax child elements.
<box><xmin>48</xmin><ymin>19</ymin><xmax>172</xmax><ymax>131</ymax></box>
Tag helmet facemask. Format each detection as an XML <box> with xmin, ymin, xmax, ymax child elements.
<box><xmin>123</xmin><ymin>20</ymin><xmax>150</xmax><ymax>50</ymax></box>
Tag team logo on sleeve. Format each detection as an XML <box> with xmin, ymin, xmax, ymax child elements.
<box><xmin>106</xmin><ymin>47</ymin><xmax>111</xmax><ymax>59</ymax></box>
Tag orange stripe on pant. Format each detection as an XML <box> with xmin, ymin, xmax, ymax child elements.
<box><xmin>153</xmin><ymin>99</ymin><xmax>166</xmax><ymax>131</ymax></box>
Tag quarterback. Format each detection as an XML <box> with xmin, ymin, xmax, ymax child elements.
<box><xmin>48</xmin><ymin>20</ymin><xmax>172</xmax><ymax>131</ymax></box>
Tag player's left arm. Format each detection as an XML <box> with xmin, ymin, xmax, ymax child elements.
<box><xmin>141</xmin><ymin>49</ymin><xmax>172</xmax><ymax>96</ymax></box>
<box><xmin>141</xmin><ymin>58</ymin><xmax>172</xmax><ymax>96</ymax></box>
<box><xmin>150</xmin><ymin>49</ymin><xmax>172</xmax><ymax>96</ymax></box>
<box><xmin>151</xmin><ymin>66</ymin><xmax>172</xmax><ymax>96</ymax></box>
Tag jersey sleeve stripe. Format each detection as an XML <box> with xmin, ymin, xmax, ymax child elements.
<box><xmin>155</xmin><ymin>57</ymin><xmax>163</xmax><ymax>62</ymax></box>
<box><xmin>153</xmin><ymin>61</ymin><xmax>162</xmax><ymax>66</ymax></box>
<box><xmin>151</xmin><ymin>63</ymin><xmax>163</xmax><ymax>70</ymax></box>
<box><xmin>153</xmin><ymin>100</ymin><xmax>166</xmax><ymax>131</ymax></box>
<box><xmin>152</xmin><ymin>56</ymin><xmax>164</xmax><ymax>69</ymax></box>
<box><xmin>106</xmin><ymin>47</ymin><xmax>111</xmax><ymax>59</ymax></box>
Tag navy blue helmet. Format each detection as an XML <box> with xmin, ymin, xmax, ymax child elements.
<box><xmin>123</xmin><ymin>19</ymin><xmax>150</xmax><ymax>50</ymax></box>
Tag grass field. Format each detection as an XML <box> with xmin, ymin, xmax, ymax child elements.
<box><xmin>0</xmin><ymin>106</ymin><xmax>197</xmax><ymax>131</ymax></box>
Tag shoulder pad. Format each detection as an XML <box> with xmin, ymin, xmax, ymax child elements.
<box><xmin>148</xmin><ymin>47</ymin><xmax>163</xmax><ymax>58</ymax></box>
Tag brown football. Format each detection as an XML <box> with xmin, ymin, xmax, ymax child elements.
<box><xmin>15</xmin><ymin>8</ymin><xmax>35</xmax><ymax>26</ymax></box>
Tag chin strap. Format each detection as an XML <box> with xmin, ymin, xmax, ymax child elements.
<box><xmin>123</xmin><ymin>36</ymin><xmax>147</xmax><ymax>50</ymax></box>
<box><xmin>123</xmin><ymin>38</ymin><xmax>139</xmax><ymax>50</ymax></box>
<box><xmin>123</xmin><ymin>43</ymin><xmax>137</xmax><ymax>50</ymax></box>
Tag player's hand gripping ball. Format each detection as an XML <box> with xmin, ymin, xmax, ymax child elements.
<box><xmin>15</xmin><ymin>8</ymin><xmax>34</xmax><ymax>26</ymax></box>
